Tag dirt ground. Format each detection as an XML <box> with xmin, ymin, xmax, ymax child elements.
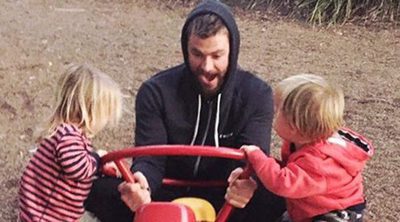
<box><xmin>0</xmin><ymin>0</ymin><xmax>399</xmax><ymax>221</ymax></box>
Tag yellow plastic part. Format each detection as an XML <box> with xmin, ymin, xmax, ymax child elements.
<box><xmin>172</xmin><ymin>197</ymin><xmax>216</xmax><ymax>222</ymax></box>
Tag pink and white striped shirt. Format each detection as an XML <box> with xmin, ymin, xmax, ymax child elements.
<box><xmin>19</xmin><ymin>123</ymin><xmax>100</xmax><ymax>222</ymax></box>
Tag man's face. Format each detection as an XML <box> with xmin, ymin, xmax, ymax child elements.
<box><xmin>188</xmin><ymin>31</ymin><xmax>230</xmax><ymax>97</ymax></box>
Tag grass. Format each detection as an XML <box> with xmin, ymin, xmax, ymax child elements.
<box><xmin>295</xmin><ymin>0</ymin><xmax>400</xmax><ymax>24</ymax></box>
<box><xmin>172</xmin><ymin>0</ymin><xmax>400</xmax><ymax>25</ymax></box>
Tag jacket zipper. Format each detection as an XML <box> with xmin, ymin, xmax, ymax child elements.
<box><xmin>192</xmin><ymin>100</ymin><xmax>213</xmax><ymax>178</ymax></box>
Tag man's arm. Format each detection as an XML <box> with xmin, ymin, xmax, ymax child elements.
<box><xmin>238</xmin><ymin>82</ymin><xmax>274</xmax><ymax>154</ymax></box>
<box><xmin>131</xmin><ymin>81</ymin><xmax>168</xmax><ymax>193</ymax></box>
<box><xmin>225</xmin><ymin>81</ymin><xmax>274</xmax><ymax>208</ymax></box>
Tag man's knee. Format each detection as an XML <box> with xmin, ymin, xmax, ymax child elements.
<box><xmin>232</xmin><ymin>187</ymin><xmax>285</xmax><ymax>222</ymax></box>
<box><xmin>84</xmin><ymin>177</ymin><xmax>133</xmax><ymax>222</ymax></box>
<box><xmin>85</xmin><ymin>177</ymin><xmax>123</xmax><ymax>207</ymax></box>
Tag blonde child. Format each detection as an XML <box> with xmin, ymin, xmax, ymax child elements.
<box><xmin>241</xmin><ymin>74</ymin><xmax>374</xmax><ymax>222</ymax></box>
<box><xmin>19</xmin><ymin>64</ymin><xmax>122</xmax><ymax>222</ymax></box>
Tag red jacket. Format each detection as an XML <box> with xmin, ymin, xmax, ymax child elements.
<box><xmin>247</xmin><ymin>128</ymin><xmax>374</xmax><ymax>222</ymax></box>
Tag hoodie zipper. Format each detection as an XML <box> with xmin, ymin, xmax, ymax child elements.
<box><xmin>192</xmin><ymin>99</ymin><xmax>213</xmax><ymax>178</ymax></box>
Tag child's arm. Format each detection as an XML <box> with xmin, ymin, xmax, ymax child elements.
<box><xmin>55</xmin><ymin>133</ymin><xmax>99</xmax><ymax>181</ymax></box>
<box><xmin>242</xmin><ymin>145</ymin><xmax>327</xmax><ymax>199</ymax></box>
<box><xmin>242</xmin><ymin>145</ymin><xmax>282</xmax><ymax>164</ymax></box>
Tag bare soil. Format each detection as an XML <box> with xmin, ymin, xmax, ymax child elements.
<box><xmin>0</xmin><ymin>0</ymin><xmax>399</xmax><ymax>221</ymax></box>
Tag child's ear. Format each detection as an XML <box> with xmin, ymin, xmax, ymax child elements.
<box><xmin>288</xmin><ymin>124</ymin><xmax>306</xmax><ymax>143</ymax></box>
<box><xmin>288</xmin><ymin>123</ymin><xmax>298</xmax><ymax>136</ymax></box>
<box><xmin>291</xmin><ymin>127</ymin><xmax>313</xmax><ymax>145</ymax></box>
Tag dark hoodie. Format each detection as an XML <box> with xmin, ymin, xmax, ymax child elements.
<box><xmin>132</xmin><ymin>0</ymin><xmax>274</xmax><ymax>201</ymax></box>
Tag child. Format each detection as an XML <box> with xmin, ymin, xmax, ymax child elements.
<box><xmin>241</xmin><ymin>74</ymin><xmax>374</xmax><ymax>222</ymax></box>
<box><xmin>18</xmin><ymin>64</ymin><xmax>122</xmax><ymax>222</ymax></box>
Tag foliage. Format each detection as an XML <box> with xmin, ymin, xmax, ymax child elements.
<box><xmin>293</xmin><ymin>0</ymin><xmax>400</xmax><ymax>24</ymax></box>
<box><xmin>180</xmin><ymin>0</ymin><xmax>400</xmax><ymax>25</ymax></box>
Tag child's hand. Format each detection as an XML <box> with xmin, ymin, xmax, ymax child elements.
<box><xmin>96</xmin><ymin>149</ymin><xmax>122</xmax><ymax>177</ymax></box>
<box><xmin>96</xmin><ymin>149</ymin><xmax>108</xmax><ymax>157</ymax></box>
<box><xmin>103</xmin><ymin>162</ymin><xmax>122</xmax><ymax>178</ymax></box>
<box><xmin>240</xmin><ymin>145</ymin><xmax>260</xmax><ymax>154</ymax></box>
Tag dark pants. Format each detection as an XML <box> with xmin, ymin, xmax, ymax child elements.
<box><xmin>312</xmin><ymin>202</ymin><xmax>366</xmax><ymax>222</ymax></box>
<box><xmin>84</xmin><ymin>177</ymin><xmax>133</xmax><ymax>222</ymax></box>
<box><xmin>84</xmin><ymin>176</ymin><xmax>285</xmax><ymax>222</ymax></box>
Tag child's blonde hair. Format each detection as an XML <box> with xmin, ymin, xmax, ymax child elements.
<box><xmin>45</xmin><ymin>64</ymin><xmax>122</xmax><ymax>138</ymax></box>
<box><xmin>275</xmin><ymin>74</ymin><xmax>344</xmax><ymax>141</ymax></box>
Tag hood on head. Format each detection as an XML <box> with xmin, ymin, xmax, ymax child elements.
<box><xmin>181</xmin><ymin>0</ymin><xmax>240</xmax><ymax>95</ymax></box>
<box><xmin>322</xmin><ymin>128</ymin><xmax>374</xmax><ymax>176</ymax></box>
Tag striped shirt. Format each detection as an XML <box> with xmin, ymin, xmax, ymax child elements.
<box><xmin>19</xmin><ymin>123</ymin><xmax>100</xmax><ymax>222</ymax></box>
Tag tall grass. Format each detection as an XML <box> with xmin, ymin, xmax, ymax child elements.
<box><xmin>225</xmin><ymin>0</ymin><xmax>400</xmax><ymax>24</ymax></box>
<box><xmin>295</xmin><ymin>0</ymin><xmax>400</xmax><ymax>24</ymax></box>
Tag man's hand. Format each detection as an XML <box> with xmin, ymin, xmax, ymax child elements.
<box><xmin>118</xmin><ymin>172</ymin><xmax>151</xmax><ymax>212</ymax></box>
<box><xmin>225</xmin><ymin>167</ymin><xmax>257</xmax><ymax>208</ymax></box>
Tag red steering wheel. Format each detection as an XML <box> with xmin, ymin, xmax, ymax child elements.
<box><xmin>100</xmin><ymin>145</ymin><xmax>252</xmax><ymax>222</ymax></box>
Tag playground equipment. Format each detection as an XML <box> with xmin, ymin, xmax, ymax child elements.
<box><xmin>101</xmin><ymin>145</ymin><xmax>251</xmax><ymax>222</ymax></box>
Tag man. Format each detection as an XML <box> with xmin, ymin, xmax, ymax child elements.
<box><xmin>85</xmin><ymin>1</ymin><xmax>285</xmax><ymax>221</ymax></box>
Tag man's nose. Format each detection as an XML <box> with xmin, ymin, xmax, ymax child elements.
<box><xmin>201</xmin><ymin>57</ymin><xmax>213</xmax><ymax>73</ymax></box>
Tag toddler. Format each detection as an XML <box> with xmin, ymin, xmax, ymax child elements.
<box><xmin>242</xmin><ymin>74</ymin><xmax>374</xmax><ymax>222</ymax></box>
<box><xmin>19</xmin><ymin>64</ymin><xmax>122</xmax><ymax>222</ymax></box>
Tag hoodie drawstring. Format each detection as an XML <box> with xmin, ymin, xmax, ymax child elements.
<box><xmin>214</xmin><ymin>93</ymin><xmax>221</xmax><ymax>147</ymax></box>
<box><xmin>190</xmin><ymin>93</ymin><xmax>222</xmax><ymax>180</ymax></box>
<box><xmin>190</xmin><ymin>93</ymin><xmax>221</xmax><ymax>147</ymax></box>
